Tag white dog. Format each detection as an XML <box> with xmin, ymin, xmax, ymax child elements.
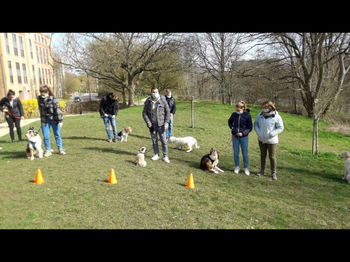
<box><xmin>25</xmin><ymin>127</ymin><xmax>43</xmax><ymax>160</ymax></box>
<box><xmin>169</xmin><ymin>136</ymin><xmax>200</xmax><ymax>153</ymax></box>
<box><xmin>339</xmin><ymin>151</ymin><xmax>350</xmax><ymax>184</ymax></box>
<box><xmin>136</xmin><ymin>146</ymin><xmax>147</xmax><ymax>167</ymax></box>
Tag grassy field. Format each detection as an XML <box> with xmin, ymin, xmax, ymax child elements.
<box><xmin>0</xmin><ymin>101</ymin><xmax>350</xmax><ymax>229</ymax></box>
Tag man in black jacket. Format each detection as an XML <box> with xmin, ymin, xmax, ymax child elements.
<box><xmin>99</xmin><ymin>93</ymin><xmax>120</xmax><ymax>142</ymax></box>
<box><xmin>164</xmin><ymin>89</ymin><xmax>176</xmax><ymax>140</ymax></box>
<box><xmin>0</xmin><ymin>89</ymin><xmax>25</xmax><ymax>142</ymax></box>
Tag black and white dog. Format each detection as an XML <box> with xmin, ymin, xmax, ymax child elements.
<box><xmin>25</xmin><ymin>127</ymin><xmax>43</xmax><ymax>160</ymax></box>
<box><xmin>136</xmin><ymin>146</ymin><xmax>147</xmax><ymax>167</ymax></box>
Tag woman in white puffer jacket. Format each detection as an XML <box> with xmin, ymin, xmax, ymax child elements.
<box><xmin>254</xmin><ymin>101</ymin><xmax>284</xmax><ymax>180</ymax></box>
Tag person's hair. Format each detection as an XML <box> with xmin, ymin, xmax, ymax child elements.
<box><xmin>7</xmin><ymin>89</ymin><xmax>15</xmax><ymax>97</ymax></box>
<box><xmin>165</xmin><ymin>89</ymin><xmax>171</xmax><ymax>95</ymax></box>
<box><xmin>109</xmin><ymin>93</ymin><xmax>118</xmax><ymax>100</ymax></box>
<box><xmin>151</xmin><ymin>87</ymin><xmax>158</xmax><ymax>92</ymax></box>
<box><xmin>39</xmin><ymin>85</ymin><xmax>54</xmax><ymax>96</ymax></box>
<box><xmin>261</xmin><ymin>101</ymin><xmax>276</xmax><ymax>111</ymax></box>
<box><xmin>236</xmin><ymin>101</ymin><xmax>248</xmax><ymax>112</ymax></box>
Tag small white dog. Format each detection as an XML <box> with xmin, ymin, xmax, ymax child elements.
<box><xmin>169</xmin><ymin>136</ymin><xmax>200</xmax><ymax>152</ymax></box>
<box><xmin>25</xmin><ymin>127</ymin><xmax>43</xmax><ymax>160</ymax></box>
<box><xmin>136</xmin><ymin>146</ymin><xmax>147</xmax><ymax>167</ymax></box>
<box><xmin>339</xmin><ymin>151</ymin><xmax>350</xmax><ymax>184</ymax></box>
<box><xmin>118</xmin><ymin>127</ymin><xmax>132</xmax><ymax>142</ymax></box>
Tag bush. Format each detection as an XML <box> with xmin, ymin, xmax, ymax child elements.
<box><xmin>22</xmin><ymin>99</ymin><xmax>66</xmax><ymax>119</ymax></box>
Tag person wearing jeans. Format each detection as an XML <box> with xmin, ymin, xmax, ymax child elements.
<box><xmin>228</xmin><ymin>101</ymin><xmax>252</xmax><ymax>175</ymax></box>
<box><xmin>143</xmin><ymin>87</ymin><xmax>171</xmax><ymax>163</ymax></box>
<box><xmin>37</xmin><ymin>85</ymin><xmax>65</xmax><ymax>157</ymax></box>
<box><xmin>254</xmin><ymin>101</ymin><xmax>284</xmax><ymax>180</ymax></box>
<box><xmin>164</xmin><ymin>89</ymin><xmax>176</xmax><ymax>140</ymax></box>
<box><xmin>99</xmin><ymin>93</ymin><xmax>119</xmax><ymax>142</ymax></box>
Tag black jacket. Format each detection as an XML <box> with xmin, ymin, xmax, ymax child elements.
<box><xmin>165</xmin><ymin>96</ymin><xmax>176</xmax><ymax>115</ymax></box>
<box><xmin>99</xmin><ymin>94</ymin><xmax>119</xmax><ymax>116</ymax></box>
<box><xmin>0</xmin><ymin>97</ymin><xmax>24</xmax><ymax>117</ymax></box>
<box><xmin>228</xmin><ymin>109</ymin><xmax>253</xmax><ymax>137</ymax></box>
<box><xmin>37</xmin><ymin>95</ymin><xmax>63</xmax><ymax>124</ymax></box>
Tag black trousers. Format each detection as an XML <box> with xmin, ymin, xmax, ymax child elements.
<box><xmin>5</xmin><ymin>115</ymin><xmax>22</xmax><ymax>141</ymax></box>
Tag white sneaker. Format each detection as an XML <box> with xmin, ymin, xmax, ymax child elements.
<box><xmin>163</xmin><ymin>156</ymin><xmax>170</xmax><ymax>164</ymax></box>
<box><xmin>234</xmin><ymin>166</ymin><xmax>240</xmax><ymax>174</ymax></box>
<box><xmin>151</xmin><ymin>154</ymin><xmax>160</xmax><ymax>161</ymax></box>
<box><xmin>59</xmin><ymin>150</ymin><xmax>66</xmax><ymax>155</ymax></box>
<box><xmin>44</xmin><ymin>150</ymin><xmax>52</xmax><ymax>157</ymax></box>
<box><xmin>244</xmin><ymin>168</ymin><xmax>250</xmax><ymax>176</ymax></box>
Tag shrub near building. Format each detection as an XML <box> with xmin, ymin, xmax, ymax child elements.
<box><xmin>22</xmin><ymin>99</ymin><xmax>66</xmax><ymax>118</ymax></box>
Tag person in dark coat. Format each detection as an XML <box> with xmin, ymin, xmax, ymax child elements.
<box><xmin>99</xmin><ymin>93</ymin><xmax>120</xmax><ymax>142</ymax></box>
<box><xmin>228</xmin><ymin>101</ymin><xmax>253</xmax><ymax>175</ymax></box>
<box><xmin>0</xmin><ymin>89</ymin><xmax>25</xmax><ymax>142</ymax></box>
<box><xmin>164</xmin><ymin>89</ymin><xmax>176</xmax><ymax>140</ymax></box>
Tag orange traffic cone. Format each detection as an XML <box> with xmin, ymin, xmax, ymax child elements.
<box><xmin>108</xmin><ymin>168</ymin><xmax>117</xmax><ymax>184</ymax></box>
<box><xmin>34</xmin><ymin>169</ymin><xmax>44</xmax><ymax>184</ymax></box>
<box><xmin>186</xmin><ymin>173</ymin><xmax>195</xmax><ymax>189</ymax></box>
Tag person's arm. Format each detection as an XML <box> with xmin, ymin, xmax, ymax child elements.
<box><xmin>53</xmin><ymin>98</ymin><xmax>63</xmax><ymax>123</ymax></box>
<box><xmin>142</xmin><ymin>99</ymin><xmax>152</xmax><ymax>127</ymax></box>
<box><xmin>163</xmin><ymin>98</ymin><xmax>171</xmax><ymax>128</ymax></box>
<box><xmin>0</xmin><ymin>98</ymin><xmax>4</xmax><ymax>111</ymax></box>
<box><xmin>228</xmin><ymin>113</ymin><xmax>234</xmax><ymax>130</ymax></box>
<box><xmin>99</xmin><ymin>98</ymin><xmax>106</xmax><ymax>117</ymax></box>
<box><xmin>17</xmin><ymin>99</ymin><xmax>25</xmax><ymax>118</ymax></box>
<box><xmin>242</xmin><ymin>114</ymin><xmax>253</xmax><ymax>136</ymax></box>
<box><xmin>269</xmin><ymin>114</ymin><xmax>284</xmax><ymax>138</ymax></box>
<box><xmin>254</xmin><ymin>114</ymin><xmax>262</xmax><ymax>137</ymax></box>
<box><xmin>171</xmin><ymin>98</ymin><xmax>176</xmax><ymax>115</ymax></box>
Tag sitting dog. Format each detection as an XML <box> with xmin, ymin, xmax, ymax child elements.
<box><xmin>200</xmin><ymin>148</ymin><xmax>224</xmax><ymax>174</ymax></box>
<box><xmin>169</xmin><ymin>136</ymin><xmax>200</xmax><ymax>153</ymax></box>
<box><xmin>339</xmin><ymin>151</ymin><xmax>350</xmax><ymax>184</ymax></box>
<box><xmin>118</xmin><ymin>127</ymin><xmax>132</xmax><ymax>142</ymax></box>
<box><xmin>25</xmin><ymin>127</ymin><xmax>43</xmax><ymax>160</ymax></box>
<box><xmin>136</xmin><ymin>146</ymin><xmax>147</xmax><ymax>167</ymax></box>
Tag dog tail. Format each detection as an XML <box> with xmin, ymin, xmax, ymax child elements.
<box><xmin>195</xmin><ymin>141</ymin><xmax>200</xmax><ymax>149</ymax></box>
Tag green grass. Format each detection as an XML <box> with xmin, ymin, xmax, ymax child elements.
<box><xmin>1</xmin><ymin>101</ymin><xmax>350</xmax><ymax>229</ymax></box>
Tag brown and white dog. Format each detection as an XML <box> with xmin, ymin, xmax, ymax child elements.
<box><xmin>118</xmin><ymin>127</ymin><xmax>132</xmax><ymax>142</ymax></box>
<box><xmin>25</xmin><ymin>127</ymin><xmax>43</xmax><ymax>160</ymax></box>
<box><xmin>339</xmin><ymin>151</ymin><xmax>350</xmax><ymax>184</ymax></box>
<box><xmin>200</xmin><ymin>148</ymin><xmax>224</xmax><ymax>174</ymax></box>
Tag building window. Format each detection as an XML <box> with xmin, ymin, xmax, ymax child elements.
<box><xmin>16</xmin><ymin>62</ymin><xmax>22</xmax><ymax>84</ymax></box>
<box><xmin>22</xmin><ymin>64</ymin><xmax>28</xmax><ymax>84</ymax></box>
<box><xmin>19</xmin><ymin>36</ymin><xmax>25</xmax><ymax>57</ymax></box>
<box><xmin>36</xmin><ymin>46</ymin><xmax>39</xmax><ymax>63</ymax></box>
<box><xmin>4</xmin><ymin>33</ymin><xmax>10</xmax><ymax>54</ymax></box>
<box><xmin>39</xmin><ymin>47</ymin><xmax>43</xmax><ymax>64</ymax></box>
<box><xmin>48</xmin><ymin>69</ymin><xmax>52</xmax><ymax>85</ymax></box>
<box><xmin>34</xmin><ymin>34</ymin><xmax>37</xmax><ymax>41</ymax></box>
<box><xmin>38</xmin><ymin>68</ymin><xmax>42</xmax><ymax>85</ymax></box>
<box><xmin>32</xmin><ymin>65</ymin><xmax>36</xmax><ymax>85</ymax></box>
<box><xmin>29</xmin><ymin>39</ymin><xmax>33</xmax><ymax>59</ymax></box>
<box><xmin>8</xmin><ymin>61</ymin><xmax>14</xmax><ymax>83</ymax></box>
<box><xmin>12</xmin><ymin>33</ymin><xmax>18</xmax><ymax>56</ymax></box>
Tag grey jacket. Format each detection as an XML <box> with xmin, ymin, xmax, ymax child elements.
<box><xmin>142</xmin><ymin>96</ymin><xmax>170</xmax><ymax>127</ymax></box>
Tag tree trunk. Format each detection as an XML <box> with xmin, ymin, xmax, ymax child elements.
<box><xmin>121</xmin><ymin>86</ymin><xmax>127</xmax><ymax>107</ymax></box>
<box><xmin>312</xmin><ymin>116</ymin><xmax>320</xmax><ymax>155</ymax></box>
<box><xmin>127</xmin><ymin>83</ymin><xmax>136</xmax><ymax>107</ymax></box>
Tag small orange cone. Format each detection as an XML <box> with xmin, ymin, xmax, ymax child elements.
<box><xmin>34</xmin><ymin>169</ymin><xmax>44</xmax><ymax>184</ymax></box>
<box><xmin>185</xmin><ymin>173</ymin><xmax>195</xmax><ymax>189</ymax></box>
<box><xmin>108</xmin><ymin>168</ymin><xmax>118</xmax><ymax>184</ymax></box>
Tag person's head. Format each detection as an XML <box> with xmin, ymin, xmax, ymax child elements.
<box><xmin>151</xmin><ymin>87</ymin><xmax>160</xmax><ymax>100</ymax></box>
<box><xmin>261</xmin><ymin>101</ymin><xmax>276</xmax><ymax>112</ymax></box>
<box><xmin>39</xmin><ymin>85</ymin><xmax>54</xmax><ymax>97</ymax></box>
<box><xmin>7</xmin><ymin>89</ymin><xmax>16</xmax><ymax>100</ymax></box>
<box><xmin>235</xmin><ymin>101</ymin><xmax>247</xmax><ymax>113</ymax></box>
<box><xmin>109</xmin><ymin>93</ymin><xmax>118</xmax><ymax>101</ymax></box>
<box><xmin>165</xmin><ymin>89</ymin><xmax>172</xmax><ymax>98</ymax></box>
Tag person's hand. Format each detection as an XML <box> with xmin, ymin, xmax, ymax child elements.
<box><xmin>104</xmin><ymin>114</ymin><xmax>108</xmax><ymax>117</ymax></box>
<box><xmin>21</xmin><ymin>116</ymin><xmax>25</xmax><ymax>120</ymax></box>
<box><xmin>59</xmin><ymin>122</ymin><xmax>63</xmax><ymax>128</ymax></box>
<box><xmin>3</xmin><ymin>108</ymin><xmax>8</xmax><ymax>112</ymax></box>
<box><xmin>147</xmin><ymin>123</ymin><xmax>152</xmax><ymax>128</ymax></box>
<box><xmin>164</xmin><ymin>123</ymin><xmax>168</xmax><ymax>130</ymax></box>
<box><xmin>112</xmin><ymin>115</ymin><xmax>115</xmax><ymax>119</ymax></box>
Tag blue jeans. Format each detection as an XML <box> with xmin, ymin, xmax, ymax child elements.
<box><xmin>166</xmin><ymin>114</ymin><xmax>174</xmax><ymax>139</ymax></box>
<box><xmin>41</xmin><ymin>120</ymin><xmax>63</xmax><ymax>151</ymax></box>
<box><xmin>103</xmin><ymin>115</ymin><xmax>118</xmax><ymax>140</ymax></box>
<box><xmin>232</xmin><ymin>135</ymin><xmax>249</xmax><ymax>169</ymax></box>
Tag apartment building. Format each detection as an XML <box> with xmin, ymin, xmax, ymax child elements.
<box><xmin>0</xmin><ymin>33</ymin><xmax>56</xmax><ymax>99</ymax></box>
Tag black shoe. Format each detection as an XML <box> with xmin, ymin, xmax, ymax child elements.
<box><xmin>112</xmin><ymin>138</ymin><xmax>118</xmax><ymax>143</ymax></box>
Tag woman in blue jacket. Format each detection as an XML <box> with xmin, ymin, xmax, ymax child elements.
<box><xmin>228</xmin><ymin>101</ymin><xmax>253</xmax><ymax>175</ymax></box>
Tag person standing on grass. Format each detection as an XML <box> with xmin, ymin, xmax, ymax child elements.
<box><xmin>0</xmin><ymin>89</ymin><xmax>25</xmax><ymax>143</ymax></box>
<box><xmin>37</xmin><ymin>85</ymin><xmax>66</xmax><ymax>157</ymax></box>
<box><xmin>254</xmin><ymin>101</ymin><xmax>284</xmax><ymax>180</ymax></box>
<box><xmin>99</xmin><ymin>93</ymin><xmax>120</xmax><ymax>143</ymax></box>
<box><xmin>164</xmin><ymin>89</ymin><xmax>176</xmax><ymax>141</ymax></box>
<box><xmin>143</xmin><ymin>87</ymin><xmax>171</xmax><ymax>163</ymax></box>
<box><xmin>228</xmin><ymin>101</ymin><xmax>252</xmax><ymax>176</ymax></box>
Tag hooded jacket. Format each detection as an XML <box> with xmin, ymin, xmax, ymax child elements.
<box><xmin>254</xmin><ymin>111</ymin><xmax>284</xmax><ymax>144</ymax></box>
<box><xmin>0</xmin><ymin>97</ymin><xmax>24</xmax><ymax>117</ymax></box>
<box><xmin>99</xmin><ymin>93</ymin><xmax>119</xmax><ymax>116</ymax></box>
<box><xmin>228</xmin><ymin>109</ymin><xmax>253</xmax><ymax>137</ymax></box>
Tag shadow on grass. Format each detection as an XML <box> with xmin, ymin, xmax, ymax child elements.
<box><xmin>0</xmin><ymin>150</ymin><xmax>25</xmax><ymax>159</ymax></box>
<box><xmin>130</xmin><ymin>134</ymin><xmax>150</xmax><ymax>140</ymax></box>
<box><xmin>281</xmin><ymin>166</ymin><xmax>345</xmax><ymax>184</ymax></box>
<box><xmin>63</xmin><ymin>136</ymin><xmax>106</xmax><ymax>141</ymax></box>
<box><xmin>83</xmin><ymin>146</ymin><xmax>135</xmax><ymax>156</ymax></box>
<box><xmin>170</xmin><ymin>156</ymin><xmax>200</xmax><ymax>169</ymax></box>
